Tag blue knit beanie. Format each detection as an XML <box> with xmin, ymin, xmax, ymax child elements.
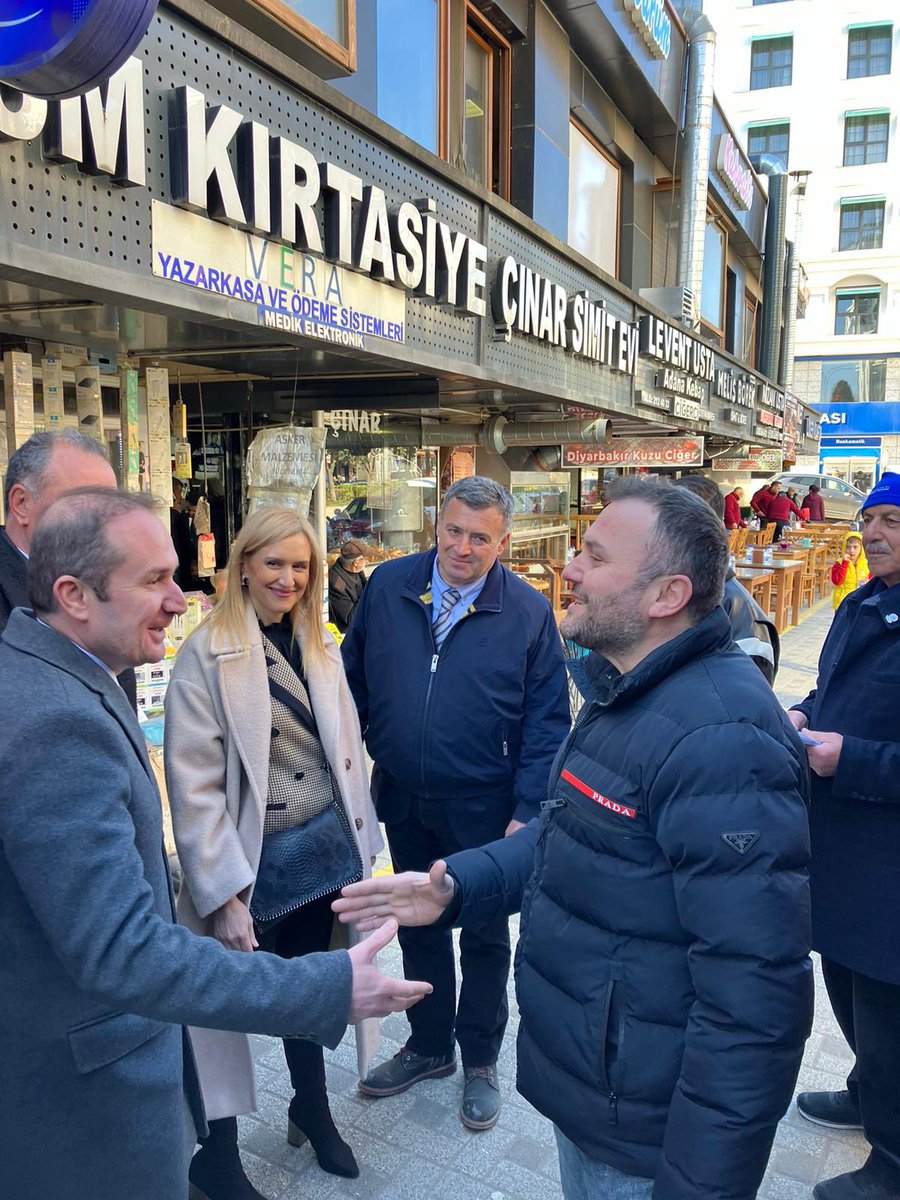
<box><xmin>862</xmin><ymin>471</ymin><xmax>900</xmax><ymax>512</ymax></box>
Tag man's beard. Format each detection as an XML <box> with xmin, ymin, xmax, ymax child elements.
<box><xmin>562</xmin><ymin>588</ymin><xmax>649</xmax><ymax>659</ymax></box>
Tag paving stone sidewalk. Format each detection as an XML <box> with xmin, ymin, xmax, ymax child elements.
<box><xmin>238</xmin><ymin>599</ymin><xmax>867</xmax><ymax>1200</ymax></box>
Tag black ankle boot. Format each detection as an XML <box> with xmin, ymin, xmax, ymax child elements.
<box><xmin>287</xmin><ymin>1096</ymin><xmax>359</xmax><ymax>1178</ymax></box>
<box><xmin>188</xmin><ymin>1117</ymin><xmax>268</xmax><ymax>1200</ymax></box>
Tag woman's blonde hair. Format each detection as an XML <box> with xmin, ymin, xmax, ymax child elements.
<box><xmin>207</xmin><ymin>505</ymin><xmax>327</xmax><ymax>660</ymax></box>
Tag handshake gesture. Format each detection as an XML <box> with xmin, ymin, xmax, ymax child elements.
<box><xmin>333</xmin><ymin>861</ymin><xmax>456</xmax><ymax>933</ymax></box>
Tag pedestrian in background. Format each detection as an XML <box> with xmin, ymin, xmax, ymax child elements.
<box><xmin>341</xmin><ymin>476</ymin><xmax>569</xmax><ymax>1130</ymax></box>
<box><xmin>830</xmin><ymin>531</ymin><xmax>870</xmax><ymax>610</ymax></box>
<box><xmin>802</xmin><ymin>483</ymin><xmax>826</xmax><ymax>522</ymax></box>
<box><xmin>166</xmin><ymin>507</ymin><xmax>383</xmax><ymax>1197</ymax></box>
<box><xmin>789</xmin><ymin>472</ymin><xmax>900</xmax><ymax>1200</ymax></box>
<box><xmin>766</xmin><ymin>487</ymin><xmax>803</xmax><ymax>540</ymax></box>
<box><xmin>750</xmin><ymin>479</ymin><xmax>779</xmax><ymax>521</ymax></box>
<box><xmin>724</xmin><ymin>485</ymin><xmax>747</xmax><ymax>530</ymax></box>
<box><xmin>328</xmin><ymin>539</ymin><xmax>369</xmax><ymax>632</ymax></box>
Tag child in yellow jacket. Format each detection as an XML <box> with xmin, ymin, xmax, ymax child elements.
<box><xmin>831</xmin><ymin>531</ymin><xmax>871</xmax><ymax>609</ymax></box>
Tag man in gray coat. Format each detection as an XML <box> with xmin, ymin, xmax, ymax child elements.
<box><xmin>0</xmin><ymin>488</ymin><xmax>429</xmax><ymax>1200</ymax></box>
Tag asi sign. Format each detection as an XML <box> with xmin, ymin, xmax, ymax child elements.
<box><xmin>0</xmin><ymin>0</ymin><xmax>158</xmax><ymax>99</ymax></box>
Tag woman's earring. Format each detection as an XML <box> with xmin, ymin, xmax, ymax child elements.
<box><xmin>240</xmin><ymin>574</ymin><xmax>248</xmax><ymax>586</ymax></box>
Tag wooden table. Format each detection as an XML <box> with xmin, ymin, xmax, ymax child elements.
<box><xmin>736</xmin><ymin>556</ymin><xmax>805</xmax><ymax>631</ymax></box>
<box><xmin>735</xmin><ymin>568</ymin><xmax>773</xmax><ymax>613</ymax></box>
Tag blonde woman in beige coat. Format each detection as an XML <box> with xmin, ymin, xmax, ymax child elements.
<box><xmin>165</xmin><ymin>507</ymin><xmax>383</xmax><ymax>1200</ymax></box>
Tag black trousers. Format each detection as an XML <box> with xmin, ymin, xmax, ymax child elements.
<box><xmin>385</xmin><ymin>799</ymin><xmax>510</xmax><ymax>1068</ymax></box>
<box><xmin>256</xmin><ymin>893</ymin><xmax>337</xmax><ymax>1107</ymax></box>
<box><xmin>823</xmin><ymin>957</ymin><xmax>900</xmax><ymax>1184</ymax></box>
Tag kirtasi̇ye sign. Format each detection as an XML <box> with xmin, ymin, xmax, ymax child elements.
<box><xmin>622</xmin><ymin>0</ymin><xmax>671</xmax><ymax>60</ymax></box>
<box><xmin>0</xmin><ymin>0</ymin><xmax>157</xmax><ymax>99</ymax></box>
<box><xmin>564</xmin><ymin>437</ymin><xmax>704</xmax><ymax>469</ymax></box>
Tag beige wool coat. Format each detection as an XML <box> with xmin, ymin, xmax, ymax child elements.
<box><xmin>164</xmin><ymin>599</ymin><xmax>382</xmax><ymax>1120</ymax></box>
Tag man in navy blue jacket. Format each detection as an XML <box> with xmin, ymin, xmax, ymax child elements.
<box><xmin>337</xmin><ymin>478</ymin><xmax>813</xmax><ymax>1199</ymax></box>
<box><xmin>342</xmin><ymin>476</ymin><xmax>569</xmax><ymax>1130</ymax></box>
<box><xmin>789</xmin><ymin>472</ymin><xmax>900</xmax><ymax>1200</ymax></box>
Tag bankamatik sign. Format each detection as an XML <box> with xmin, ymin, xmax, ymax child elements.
<box><xmin>564</xmin><ymin>437</ymin><xmax>704</xmax><ymax>468</ymax></box>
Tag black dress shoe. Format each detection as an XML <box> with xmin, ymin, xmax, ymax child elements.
<box><xmin>358</xmin><ymin>1045</ymin><xmax>457</xmax><ymax>1097</ymax></box>
<box><xmin>287</xmin><ymin>1097</ymin><xmax>359</xmax><ymax>1179</ymax></box>
<box><xmin>797</xmin><ymin>1089</ymin><xmax>863</xmax><ymax>1130</ymax></box>
<box><xmin>814</xmin><ymin>1164</ymin><xmax>900</xmax><ymax>1199</ymax></box>
<box><xmin>460</xmin><ymin>1064</ymin><xmax>501</xmax><ymax>1130</ymax></box>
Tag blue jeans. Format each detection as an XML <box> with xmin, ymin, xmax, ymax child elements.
<box><xmin>555</xmin><ymin>1128</ymin><xmax>654</xmax><ymax>1200</ymax></box>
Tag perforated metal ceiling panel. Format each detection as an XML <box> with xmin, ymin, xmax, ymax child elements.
<box><xmin>0</xmin><ymin>3</ymin><xmax>780</xmax><ymax>435</ymax></box>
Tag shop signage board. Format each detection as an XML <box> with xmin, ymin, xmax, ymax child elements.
<box><xmin>145</xmin><ymin>366</ymin><xmax>172</xmax><ymax>518</ymax></box>
<box><xmin>715</xmin><ymin>135</ymin><xmax>754</xmax><ymax>212</ymax></box>
<box><xmin>152</xmin><ymin>202</ymin><xmax>406</xmax><ymax>349</ymax></box>
<box><xmin>0</xmin><ymin>0</ymin><xmax>157</xmax><ymax>99</ymax></box>
<box><xmin>325</xmin><ymin>411</ymin><xmax>383</xmax><ymax>433</ymax></box>
<box><xmin>564</xmin><ymin>437</ymin><xmax>704</xmax><ymax>469</ymax></box>
<box><xmin>820</xmin><ymin>436</ymin><xmax>882</xmax><ymax>449</ymax></box>
<box><xmin>714</xmin><ymin>448</ymin><xmax>784</xmax><ymax>473</ymax></box>
<box><xmin>121</xmin><ymin>367</ymin><xmax>140</xmax><ymax>490</ymax></box>
<box><xmin>815</xmin><ymin>402</ymin><xmax>900</xmax><ymax>434</ymax></box>
<box><xmin>713</xmin><ymin>367</ymin><xmax>756</xmax><ymax>407</ymax></box>
<box><xmin>622</xmin><ymin>0</ymin><xmax>672</xmax><ymax>60</ymax></box>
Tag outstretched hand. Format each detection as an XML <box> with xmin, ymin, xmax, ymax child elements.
<box><xmin>346</xmin><ymin>920</ymin><xmax>432</xmax><ymax>1022</ymax></box>
<box><xmin>332</xmin><ymin>861</ymin><xmax>455</xmax><ymax>932</ymax></box>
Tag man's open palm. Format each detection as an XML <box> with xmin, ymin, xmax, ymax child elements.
<box><xmin>333</xmin><ymin>861</ymin><xmax>454</xmax><ymax>932</ymax></box>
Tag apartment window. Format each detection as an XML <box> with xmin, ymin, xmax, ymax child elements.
<box><xmin>700</xmin><ymin>220</ymin><xmax>726</xmax><ymax>339</ymax></box>
<box><xmin>843</xmin><ymin>112</ymin><xmax>890</xmax><ymax>165</ymax></box>
<box><xmin>251</xmin><ymin>0</ymin><xmax>356</xmax><ymax>69</ymax></box>
<box><xmin>821</xmin><ymin>358</ymin><xmax>887</xmax><ymax>403</ymax></box>
<box><xmin>839</xmin><ymin>199</ymin><xmax>886</xmax><ymax>251</ymax></box>
<box><xmin>567</xmin><ymin>121</ymin><xmax>620</xmax><ymax>277</ymax></box>
<box><xmin>747</xmin><ymin>121</ymin><xmax>790</xmax><ymax>169</ymax></box>
<box><xmin>848</xmin><ymin>25</ymin><xmax>893</xmax><ymax>78</ymax></box>
<box><xmin>464</xmin><ymin>8</ymin><xmax>510</xmax><ymax>197</ymax></box>
<box><xmin>377</xmin><ymin>0</ymin><xmax>444</xmax><ymax>154</ymax></box>
<box><xmin>750</xmin><ymin>36</ymin><xmax>793</xmax><ymax>90</ymax></box>
<box><xmin>743</xmin><ymin>293</ymin><xmax>758</xmax><ymax>366</ymax></box>
<box><xmin>835</xmin><ymin>288</ymin><xmax>880</xmax><ymax>335</ymax></box>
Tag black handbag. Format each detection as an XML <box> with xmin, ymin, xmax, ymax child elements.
<box><xmin>250</xmin><ymin>801</ymin><xmax>363</xmax><ymax>930</ymax></box>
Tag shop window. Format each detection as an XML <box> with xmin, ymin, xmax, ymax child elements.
<box><xmin>246</xmin><ymin>0</ymin><xmax>356</xmax><ymax>69</ymax></box>
<box><xmin>750</xmin><ymin>36</ymin><xmax>793</xmax><ymax>90</ymax></box>
<box><xmin>747</xmin><ymin>121</ymin><xmax>790</xmax><ymax>169</ymax></box>
<box><xmin>567</xmin><ymin>121</ymin><xmax>620</xmax><ymax>277</ymax></box>
<box><xmin>700</xmin><ymin>220</ymin><xmax>726</xmax><ymax>338</ymax></box>
<box><xmin>834</xmin><ymin>289</ymin><xmax>880</xmax><ymax>336</ymax></box>
<box><xmin>377</xmin><ymin>0</ymin><xmax>444</xmax><ymax>154</ymax></box>
<box><xmin>848</xmin><ymin>25</ymin><xmax>892</xmax><ymax>78</ymax></box>
<box><xmin>843</xmin><ymin>112</ymin><xmax>890</xmax><ymax>166</ymax></box>
<box><xmin>327</xmin><ymin>445</ymin><xmax>438</xmax><ymax>561</ymax></box>
<box><xmin>839</xmin><ymin>199</ymin><xmax>885</xmax><ymax>251</ymax></box>
<box><xmin>820</xmin><ymin>358</ymin><xmax>887</xmax><ymax>402</ymax></box>
<box><xmin>464</xmin><ymin>7</ymin><xmax>510</xmax><ymax>197</ymax></box>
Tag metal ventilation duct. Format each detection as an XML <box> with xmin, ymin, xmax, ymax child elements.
<box><xmin>324</xmin><ymin>415</ymin><xmax>612</xmax><ymax>453</ymax></box>
<box><xmin>751</xmin><ymin>155</ymin><xmax>788</xmax><ymax>384</ymax></box>
<box><xmin>677</xmin><ymin>10</ymin><xmax>717</xmax><ymax>328</ymax></box>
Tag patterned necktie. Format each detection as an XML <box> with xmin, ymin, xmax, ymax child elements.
<box><xmin>433</xmin><ymin>587</ymin><xmax>461</xmax><ymax>650</ymax></box>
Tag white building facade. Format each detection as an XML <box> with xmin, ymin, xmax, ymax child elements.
<box><xmin>704</xmin><ymin>0</ymin><xmax>900</xmax><ymax>485</ymax></box>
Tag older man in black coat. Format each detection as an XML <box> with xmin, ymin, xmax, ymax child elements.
<box><xmin>789</xmin><ymin>471</ymin><xmax>900</xmax><ymax>1200</ymax></box>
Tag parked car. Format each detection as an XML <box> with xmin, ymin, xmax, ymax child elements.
<box><xmin>776</xmin><ymin>473</ymin><xmax>866</xmax><ymax>521</ymax></box>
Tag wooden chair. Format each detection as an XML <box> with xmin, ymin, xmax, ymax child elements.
<box><xmin>727</xmin><ymin>529</ymin><xmax>739</xmax><ymax>554</ymax></box>
<box><xmin>812</xmin><ymin>545</ymin><xmax>830</xmax><ymax>600</ymax></box>
<box><xmin>734</xmin><ymin>528</ymin><xmax>749</xmax><ymax>554</ymax></box>
<box><xmin>799</xmin><ymin>570</ymin><xmax>816</xmax><ymax>609</ymax></box>
<box><xmin>761</xmin><ymin>524</ymin><xmax>776</xmax><ymax>546</ymax></box>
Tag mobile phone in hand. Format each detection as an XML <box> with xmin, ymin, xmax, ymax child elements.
<box><xmin>798</xmin><ymin>730</ymin><xmax>821</xmax><ymax>747</ymax></box>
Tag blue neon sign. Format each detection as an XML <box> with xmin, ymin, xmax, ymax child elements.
<box><xmin>0</xmin><ymin>0</ymin><xmax>157</xmax><ymax>99</ymax></box>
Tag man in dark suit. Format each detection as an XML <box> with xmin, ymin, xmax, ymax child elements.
<box><xmin>1</xmin><ymin>429</ymin><xmax>138</xmax><ymax>707</ymax></box>
<box><xmin>0</xmin><ymin>487</ymin><xmax>430</xmax><ymax>1200</ymax></box>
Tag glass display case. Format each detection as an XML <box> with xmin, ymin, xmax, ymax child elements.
<box><xmin>507</xmin><ymin>471</ymin><xmax>571</xmax><ymax>564</ymax></box>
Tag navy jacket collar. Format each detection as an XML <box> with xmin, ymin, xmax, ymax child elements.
<box><xmin>401</xmin><ymin>548</ymin><xmax>505</xmax><ymax>613</ymax></box>
<box><xmin>840</xmin><ymin>576</ymin><xmax>900</xmax><ymax>631</ymax></box>
<box><xmin>569</xmin><ymin>606</ymin><xmax>735</xmax><ymax>708</ymax></box>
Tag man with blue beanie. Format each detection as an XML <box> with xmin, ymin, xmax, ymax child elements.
<box><xmin>788</xmin><ymin>471</ymin><xmax>900</xmax><ymax>1200</ymax></box>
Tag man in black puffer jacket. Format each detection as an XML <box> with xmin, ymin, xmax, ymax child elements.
<box><xmin>335</xmin><ymin>478</ymin><xmax>813</xmax><ymax>1200</ymax></box>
